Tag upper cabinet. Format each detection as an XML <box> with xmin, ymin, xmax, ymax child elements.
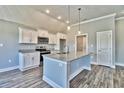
<box><xmin>57</xmin><ymin>32</ymin><xmax>67</xmax><ymax>39</ymax></box>
<box><xmin>37</xmin><ymin>29</ymin><xmax>48</xmax><ymax>38</ymax></box>
<box><xmin>55</xmin><ymin>32</ymin><xmax>67</xmax><ymax>50</ymax></box>
<box><xmin>19</xmin><ymin>27</ymin><xmax>38</xmax><ymax>44</ymax></box>
<box><xmin>49</xmin><ymin>33</ymin><xmax>57</xmax><ymax>44</ymax></box>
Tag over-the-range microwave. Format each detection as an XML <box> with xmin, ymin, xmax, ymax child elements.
<box><xmin>38</xmin><ymin>37</ymin><xmax>49</xmax><ymax>44</ymax></box>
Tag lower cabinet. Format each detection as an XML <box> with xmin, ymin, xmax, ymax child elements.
<box><xmin>19</xmin><ymin>52</ymin><xmax>40</xmax><ymax>71</ymax></box>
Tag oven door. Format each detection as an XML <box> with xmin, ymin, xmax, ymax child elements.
<box><xmin>40</xmin><ymin>51</ymin><xmax>51</xmax><ymax>66</ymax></box>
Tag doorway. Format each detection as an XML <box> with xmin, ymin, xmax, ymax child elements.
<box><xmin>75</xmin><ymin>33</ymin><xmax>88</xmax><ymax>53</ymax></box>
<box><xmin>97</xmin><ymin>30</ymin><xmax>112</xmax><ymax>67</ymax></box>
<box><xmin>60</xmin><ymin>39</ymin><xmax>66</xmax><ymax>52</ymax></box>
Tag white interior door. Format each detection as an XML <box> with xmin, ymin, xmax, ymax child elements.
<box><xmin>97</xmin><ymin>31</ymin><xmax>112</xmax><ymax>67</ymax></box>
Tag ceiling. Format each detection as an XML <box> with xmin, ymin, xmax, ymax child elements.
<box><xmin>0</xmin><ymin>5</ymin><xmax>124</xmax><ymax>33</ymax></box>
<box><xmin>30</xmin><ymin>5</ymin><xmax>124</xmax><ymax>25</ymax></box>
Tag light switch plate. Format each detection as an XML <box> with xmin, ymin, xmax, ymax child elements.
<box><xmin>59</xmin><ymin>63</ymin><xmax>63</xmax><ymax>67</ymax></box>
<box><xmin>8</xmin><ymin>59</ymin><xmax>12</xmax><ymax>63</ymax></box>
<box><xmin>91</xmin><ymin>44</ymin><xmax>93</xmax><ymax>47</ymax></box>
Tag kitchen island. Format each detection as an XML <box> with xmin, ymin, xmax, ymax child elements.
<box><xmin>43</xmin><ymin>52</ymin><xmax>91</xmax><ymax>88</ymax></box>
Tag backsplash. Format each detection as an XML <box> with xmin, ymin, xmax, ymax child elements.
<box><xmin>19</xmin><ymin>44</ymin><xmax>36</xmax><ymax>50</ymax></box>
<box><xmin>19</xmin><ymin>44</ymin><xmax>55</xmax><ymax>50</ymax></box>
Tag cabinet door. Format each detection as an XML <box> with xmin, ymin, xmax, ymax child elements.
<box><xmin>31</xmin><ymin>31</ymin><xmax>38</xmax><ymax>44</ymax></box>
<box><xmin>30</xmin><ymin>52</ymin><xmax>40</xmax><ymax>65</ymax></box>
<box><xmin>38</xmin><ymin>30</ymin><xmax>48</xmax><ymax>37</ymax></box>
<box><xmin>19</xmin><ymin>28</ymin><xmax>32</xmax><ymax>43</ymax></box>
<box><xmin>23</xmin><ymin>54</ymin><xmax>31</xmax><ymax>68</ymax></box>
<box><xmin>44</xmin><ymin>31</ymin><xmax>48</xmax><ymax>37</ymax></box>
<box><xmin>53</xmin><ymin>34</ymin><xmax>57</xmax><ymax>44</ymax></box>
<box><xmin>22</xmin><ymin>30</ymin><xmax>32</xmax><ymax>43</ymax></box>
<box><xmin>48</xmin><ymin>34</ymin><xmax>52</xmax><ymax>44</ymax></box>
<box><xmin>34</xmin><ymin>52</ymin><xmax>40</xmax><ymax>65</ymax></box>
<box><xmin>30</xmin><ymin>53</ymin><xmax>35</xmax><ymax>66</ymax></box>
<box><xmin>63</xmin><ymin>34</ymin><xmax>66</xmax><ymax>39</ymax></box>
<box><xmin>57</xmin><ymin>33</ymin><xmax>66</xmax><ymax>39</ymax></box>
<box><xmin>49</xmin><ymin>34</ymin><xmax>55</xmax><ymax>44</ymax></box>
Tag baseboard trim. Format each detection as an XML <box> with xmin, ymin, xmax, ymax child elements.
<box><xmin>19</xmin><ymin>65</ymin><xmax>39</xmax><ymax>71</ymax></box>
<box><xmin>43</xmin><ymin>76</ymin><xmax>62</xmax><ymax>88</ymax></box>
<box><xmin>115</xmin><ymin>62</ymin><xmax>124</xmax><ymax>67</ymax></box>
<box><xmin>91</xmin><ymin>62</ymin><xmax>98</xmax><ymax>65</ymax></box>
<box><xmin>69</xmin><ymin>66</ymin><xmax>91</xmax><ymax>81</ymax></box>
<box><xmin>69</xmin><ymin>67</ymin><xmax>84</xmax><ymax>81</ymax></box>
<box><xmin>111</xmin><ymin>65</ymin><xmax>115</xmax><ymax>69</ymax></box>
<box><xmin>91</xmin><ymin>62</ymin><xmax>115</xmax><ymax>68</ymax></box>
<box><xmin>0</xmin><ymin>65</ymin><xmax>19</xmax><ymax>73</ymax></box>
<box><xmin>83</xmin><ymin>66</ymin><xmax>91</xmax><ymax>70</ymax></box>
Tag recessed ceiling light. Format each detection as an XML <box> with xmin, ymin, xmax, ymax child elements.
<box><xmin>66</xmin><ymin>20</ymin><xmax>69</xmax><ymax>24</ymax></box>
<box><xmin>46</xmin><ymin>9</ymin><xmax>50</xmax><ymax>14</ymax></box>
<box><xmin>57</xmin><ymin>16</ymin><xmax>61</xmax><ymax>19</ymax></box>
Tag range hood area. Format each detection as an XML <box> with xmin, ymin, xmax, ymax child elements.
<box><xmin>38</xmin><ymin>37</ymin><xmax>49</xmax><ymax>44</ymax></box>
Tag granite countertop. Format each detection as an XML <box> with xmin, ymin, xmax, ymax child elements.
<box><xmin>43</xmin><ymin>51</ymin><xmax>90</xmax><ymax>62</ymax></box>
<box><xmin>19</xmin><ymin>49</ymin><xmax>39</xmax><ymax>53</ymax></box>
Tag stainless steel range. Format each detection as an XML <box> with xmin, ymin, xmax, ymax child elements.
<box><xmin>35</xmin><ymin>48</ymin><xmax>51</xmax><ymax>65</ymax></box>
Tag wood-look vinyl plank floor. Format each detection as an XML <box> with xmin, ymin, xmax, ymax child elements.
<box><xmin>0</xmin><ymin>65</ymin><xmax>124</xmax><ymax>88</ymax></box>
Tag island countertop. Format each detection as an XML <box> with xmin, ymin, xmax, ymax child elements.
<box><xmin>43</xmin><ymin>51</ymin><xmax>90</xmax><ymax>62</ymax></box>
<box><xmin>43</xmin><ymin>51</ymin><xmax>91</xmax><ymax>88</ymax></box>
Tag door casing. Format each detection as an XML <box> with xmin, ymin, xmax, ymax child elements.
<box><xmin>75</xmin><ymin>33</ymin><xmax>88</xmax><ymax>53</ymax></box>
<box><xmin>96</xmin><ymin>30</ymin><xmax>113</xmax><ymax>67</ymax></box>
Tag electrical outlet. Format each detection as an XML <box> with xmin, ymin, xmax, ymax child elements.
<box><xmin>8</xmin><ymin>59</ymin><xmax>12</xmax><ymax>63</ymax></box>
<box><xmin>59</xmin><ymin>63</ymin><xmax>63</xmax><ymax>67</ymax></box>
<box><xmin>91</xmin><ymin>56</ymin><xmax>94</xmax><ymax>59</ymax></box>
<box><xmin>0</xmin><ymin>43</ymin><xmax>3</xmax><ymax>47</ymax></box>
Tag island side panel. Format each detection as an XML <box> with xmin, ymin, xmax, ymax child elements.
<box><xmin>69</xmin><ymin>55</ymin><xmax>91</xmax><ymax>80</ymax></box>
<box><xmin>43</xmin><ymin>56</ymin><xmax>68</xmax><ymax>88</ymax></box>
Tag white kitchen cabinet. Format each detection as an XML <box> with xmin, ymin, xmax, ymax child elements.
<box><xmin>31</xmin><ymin>31</ymin><xmax>38</xmax><ymax>43</ymax></box>
<box><xmin>32</xmin><ymin>52</ymin><xmax>40</xmax><ymax>65</ymax></box>
<box><xmin>53</xmin><ymin>34</ymin><xmax>57</xmax><ymax>44</ymax></box>
<box><xmin>56</xmin><ymin>32</ymin><xmax>67</xmax><ymax>39</ymax></box>
<box><xmin>62</xmin><ymin>34</ymin><xmax>67</xmax><ymax>39</ymax></box>
<box><xmin>49</xmin><ymin>33</ymin><xmax>53</xmax><ymax>44</ymax></box>
<box><xmin>23</xmin><ymin>53</ymin><xmax>31</xmax><ymax>68</ymax></box>
<box><xmin>19</xmin><ymin>52</ymin><xmax>40</xmax><ymax>71</ymax></box>
<box><xmin>55</xmin><ymin>33</ymin><xmax>67</xmax><ymax>50</ymax></box>
<box><xmin>49</xmin><ymin>33</ymin><xmax>57</xmax><ymax>44</ymax></box>
<box><xmin>19</xmin><ymin>27</ymin><xmax>38</xmax><ymax>44</ymax></box>
<box><xmin>37</xmin><ymin>29</ymin><xmax>48</xmax><ymax>37</ymax></box>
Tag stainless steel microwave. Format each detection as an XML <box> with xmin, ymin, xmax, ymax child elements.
<box><xmin>38</xmin><ymin>37</ymin><xmax>49</xmax><ymax>44</ymax></box>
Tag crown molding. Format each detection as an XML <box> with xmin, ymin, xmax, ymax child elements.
<box><xmin>116</xmin><ymin>17</ymin><xmax>124</xmax><ymax>21</ymax></box>
<box><xmin>71</xmin><ymin>13</ymin><xmax>116</xmax><ymax>27</ymax></box>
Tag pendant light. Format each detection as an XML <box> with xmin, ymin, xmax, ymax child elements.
<box><xmin>78</xmin><ymin>8</ymin><xmax>81</xmax><ymax>34</ymax></box>
<box><xmin>67</xmin><ymin>5</ymin><xmax>71</xmax><ymax>31</ymax></box>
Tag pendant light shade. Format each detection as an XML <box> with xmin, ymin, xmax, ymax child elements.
<box><xmin>78</xmin><ymin>8</ymin><xmax>81</xmax><ymax>34</ymax></box>
<box><xmin>67</xmin><ymin>5</ymin><xmax>71</xmax><ymax>31</ymax></box>
<box><xmin>67</xmin><ymin>26</ymin><xmax>71</xmax><ymax>30</ymax></box>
